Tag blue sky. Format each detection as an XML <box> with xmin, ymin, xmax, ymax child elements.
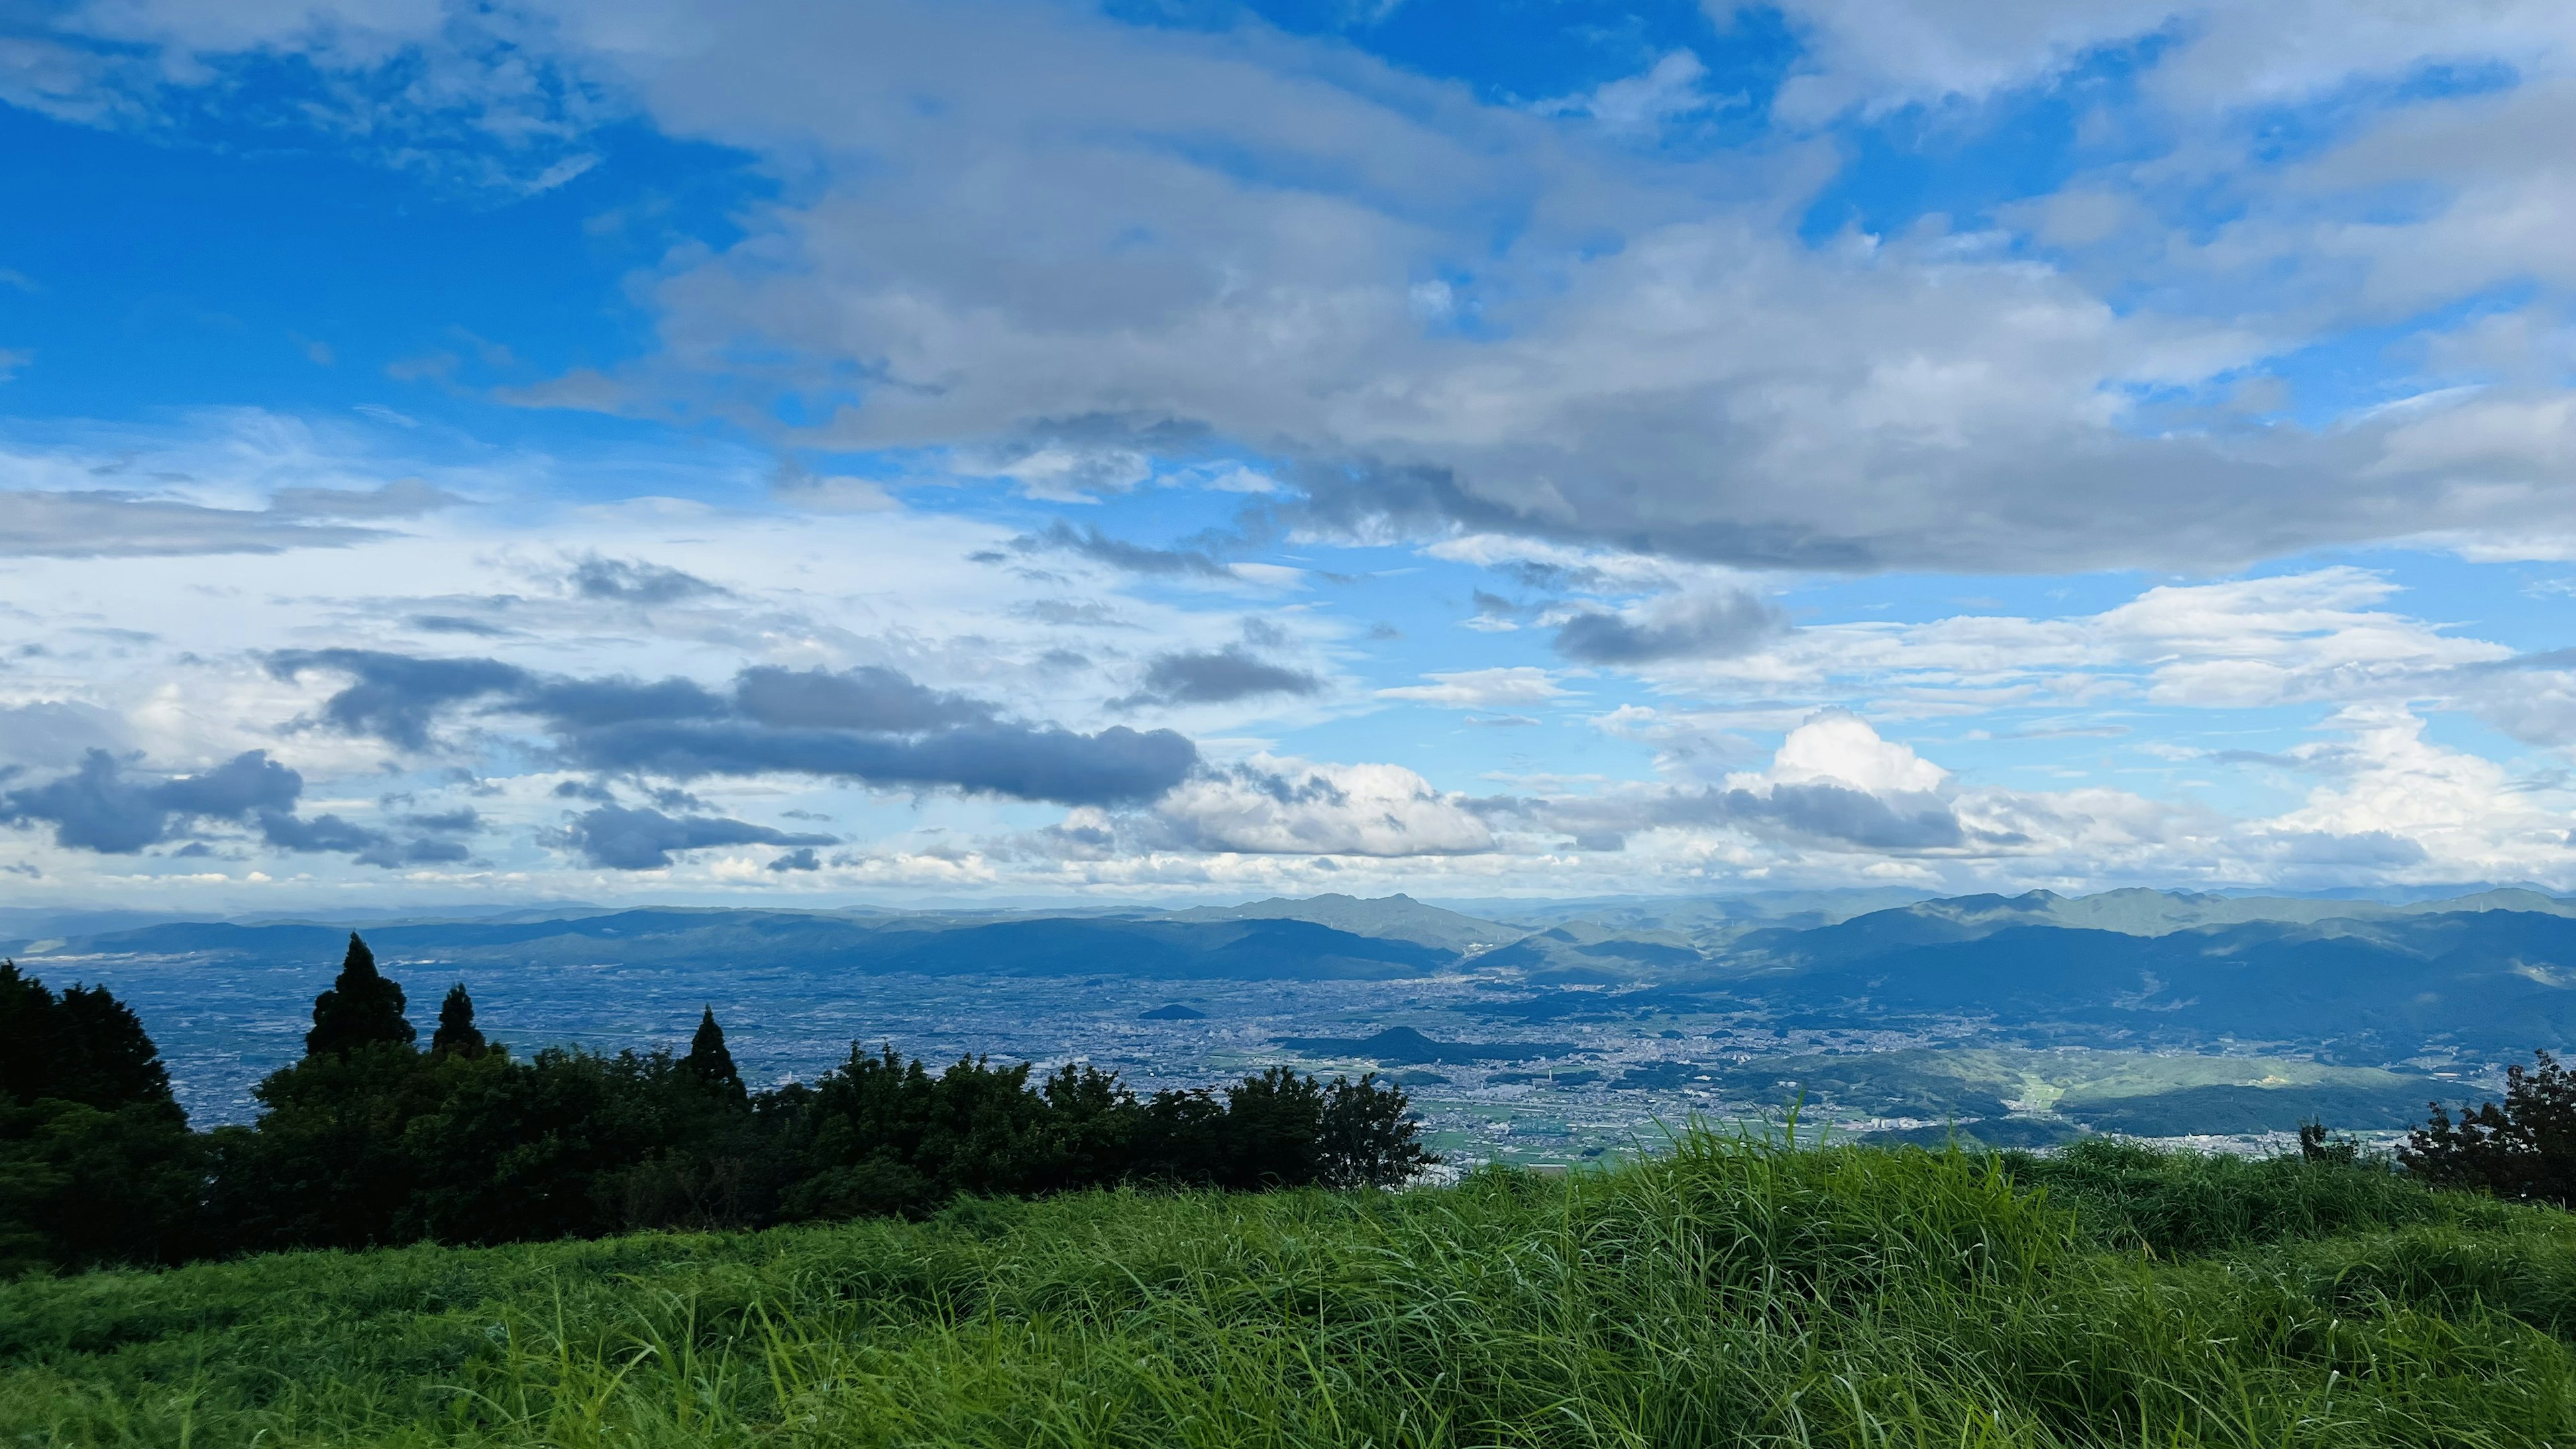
<box><xmin>1</xmin><ymin>0</ymin><xmax>2573</xmax><ymax>908</ymax></box>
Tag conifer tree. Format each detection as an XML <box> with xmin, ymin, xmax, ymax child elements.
<box><xmin>682</xmin><ymin>1006</ymin><xmax>745</xmax><ymax>1101</ymax></box>
<box><xmin>0</xmin><ymin>960</ymin><xmax>50</xmax><ymax>1107</ymax></box>
<box><xmin>0</xmin><ymin>960</ymin><xmax>176</xmax><ymax>1112</ymax></box>
<box><xmin>431</xmin><ymin>982</ymin><xmax>486</xmax><ymax>1057</ymax></box>
<box><xmin>305</xmin><ymin>932</ymin><xmax>415</xmax><ymax>1057</ymax></box>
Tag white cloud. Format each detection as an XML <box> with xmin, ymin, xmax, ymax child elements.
<box><xmin>1536</xmin><ymin>50</ymin><xmax>1729</xmax><ymax>129</ymax></box>
<box><xmin>1376</xmin><ymin>667</ymin><xmax>1568</xmax><ymax>708</ymax></box>
<box><xmin>1149</xmin><ymin>755</ymin><xmax>1493</xmax><ymax>857</ymax></box>
<box><xmin>1611</xmin><ymin>568</ymin><xmax>2513</xmax><ymax>722</ymax></box>
<box><xmin>33</xmin><ymin>1</ymin><xmax>2576</xmax><ymax>572</ymax></box>
<box><xmin>1737</xmin><ymin>709</ymin><xmax>1947</xmax><ymax>795</ymax></box>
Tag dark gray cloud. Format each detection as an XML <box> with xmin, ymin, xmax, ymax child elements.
<box><xmin>0</xmin><ymin>748</ymin><xmax>466</xmax><ymax>866</ymax></box>
<box><xmin>275</xmin><ymin>651</ymin><xmax>1201</xmax><ymax>806</ymax></box>
<box><xmin>1120</xmin><ymin>647</ymin><xmax>1322</xmax><ymax>706</ymax></box>
<box><xmin>1552</xmin><ymin>590</ymin><xmax>1786</xmax><ymax>664</ymax></box>
<box><xmin>767</xmin><ymin>846</ymin><xmax>822</xmax><ymax>872</ymax></box>
<box><xmin>270</xmin><ymin>649</ymin><xmax>531</xmax><ymax>749</ymax></box>
<box><xmin>0</xmin><ymin>749</ymin><xmax>303</xmax><ymax>853</ymax></box>
<box><xmin>735</xmin><ymin>665</ymin><xmax>989</xmax><ymax>732</ymax></box>
<box><xmin>519</xmin><ymin>676</ymin><xmax>731</xmax><ymax>729</ymax></box>
<box><xmin>409</xmin><ymin>614</ymin><xmax>520</xmax><ymax>637</ymax></box>
<box><xmin>401</xmin><ymin>808</ymin><xmax>482</xmax><ymax>833</ymax></box>
<box><xmin>558</xmin><ymin>718</ymin><xmax>1197</xmax><ymax>805</ymax></box>
<box><xmin>1011</xmin><ymin>521</ymin><xmax>1231</xmax><ymax>578</ymax></box>
<box><xmin>568</xmin><ymin>555</ymin><xmax>727</xmax><ymax>604</ymax></box>
<box><xmin>260</xmin><ymin>810</ymin><xmax>388</xmax><ymax>855</ymax></box>
<box><xmin>382</xmin><ymin>837</ymin><xmax>472</xmax><ymax>865</ymax></box>
<box><xmin>558</xmin><ymin>804</ymin><xmax>836</xmax><ymax>870</ymax></box>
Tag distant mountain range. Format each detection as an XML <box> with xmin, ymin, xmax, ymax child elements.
<box><xmin>10</xmin><ymin>885</ymin><xmax>2573</xmax><ymax>1056</ymax></box>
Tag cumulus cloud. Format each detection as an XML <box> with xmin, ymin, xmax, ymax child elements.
<box><xmin>268</xmin><ymin>651</ymin><xmax>1200</xmax><ymax>806</ymax></box>
<box><xmin>557</xmin><ymin>804</ymin><xmax>836</xmax><ymax>869</ymax></box>
<box><xmin>1149</xmin><ymin>757</ymin><xmax>1494</xmax><ymax>856</ymax></box>
<box><xmin>1479</xmin><ymin>712</ymin><xmax>2029</xmax><ymax>856</ymax></box>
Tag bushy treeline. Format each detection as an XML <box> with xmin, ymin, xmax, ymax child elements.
<box><xmin>1</xmin><ymin>935</ymin><xmax>1432</xmax><ymax>1273</ymax></box>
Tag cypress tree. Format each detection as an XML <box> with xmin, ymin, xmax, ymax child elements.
<box><xmin>682</xmin><ymin>1006</ymin><xmax>745</xmax><ymax>1101</ymax></box>
<box><xmin>431</xmin><ymin>982</ymin><xmax>486</xmax><ymax>1057</ymax></box>
<box><xmin>305</xmin><ymin>932</ymin><xmax>415</xmax><ymax>1057</ymax></box>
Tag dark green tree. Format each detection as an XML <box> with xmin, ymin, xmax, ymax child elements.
<box><xmin>682</xmin><ymin>1007</ymin><xmax>745</xmax><ymax>1101</ymax></box>
<box><xmin>0</xmin><ymin>961</ymin><xmax>49</xmax><ymax>1108</ymax></box>
<box><xmin>305</xmin><ymin>933</ymin><xmax>415</xmax><ymax>1057</ymax></box>
<box><xmin>1318</xmin><ymin>1073</ymin><xmax>1436</xmax><ymax>1189</ymax></box>
<box><xmin>430</xmin><ymin>983</ymin><xmax>486</xmax><ymax>1057</ymax></box>
<box><xmin>0</xmin><ymin>962</ymin><xmax>197</xmax><ymax>1273</ymax></box>
<box><xmin>1218</xmin><ymin>1066</ymin><xmax>1328</xmax><ymax>1189</ymax></box>
<box><xmin>0</xmin><ymin>959</ymin><xmax>174</xmax><ymax>1114</ymax></box>
<box><xmin>2402</xmin><ymin>1049</ymin><xmax>2576</xmax><ymax>1206</ymax></box>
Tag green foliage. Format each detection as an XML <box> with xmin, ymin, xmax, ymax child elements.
<box><xmin>0</xmin><ymin>963</ymin><xmax>193</xmax><ymax>1275</ymax></box>
<box><xmin>304</xmin><ymin>933</ymin><xmax>415</xmax><ymax>1057</ymax></box>
<box><xmin>0</xmin><ymin>932</ymin><xmax>1434</xmax><ymax>1271</ymax></box>
<box><xmin>2403</xmin><ymin>1049</ymin><xmax>2576</xmax><ymax>1205</ymax></box>
<box><xmin>680</xmin><ymin>1006</ymin><xmax>744</xmax><ymax>1101</ymax></box>
<box><xmin>3</xmin><ymin>1132</ymin><xmax>2572</xmax><ymax>1448</ymax></box>
<box><xmin>0</xmin><ymin>959</ymin><xmax>174</xmax><ymax>1114</ymax></box>
<box><xmin>2006</xmin><ymin>1136</ymin><xmax>2467</xmax><ymax>1257</ymax></box>
<box><xmin>0</xmin><ymin>1099</ymin><xmax>201</xmax><ymax>1275</ymax></box>
<box><xmin>430</xmin><ymin>982</ymin><xmax>486</xmax><ymax>1058</ymax></box>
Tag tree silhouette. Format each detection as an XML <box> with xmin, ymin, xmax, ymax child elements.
<box><xmin>430</xmin><ymin>983</ymin><xmax>486</xmax><ymax>1058</ymax></box>
<box><xmin>682</xmin><ymin>1006</ymin><xmax>745</xmax><ymax>1102</ymax></box>
<box><xmin>2402</xmin><ymin>1049</ymin><xmax>2576</xmax><ymax>1206</ymax></box>
<box><xmin>0</xmin><ymin>959</ymin><xmax>175</xmax><ymax>1113</ymax></box>
<box><xmin>305</xmin><ymin>933</ymin><xmax>415</xmax><ymax>1057</ymax></box>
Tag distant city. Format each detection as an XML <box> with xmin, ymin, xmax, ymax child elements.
<box><xmin>15</xmin><ymin>885</ymin><xmax>2560</xmax><ymax>1166</ymax></box>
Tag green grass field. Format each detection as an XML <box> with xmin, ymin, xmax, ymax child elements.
<box><xmin>3</xmin><ymin>1131</ymin><xmax>2571</xmax><ymax>1448</ymax></box>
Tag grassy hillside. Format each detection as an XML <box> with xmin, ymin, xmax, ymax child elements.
<box><xmin>5</xmin><ymin>1133</ymin><xmax>2573</xmax><ymax>1448</ymax></box>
